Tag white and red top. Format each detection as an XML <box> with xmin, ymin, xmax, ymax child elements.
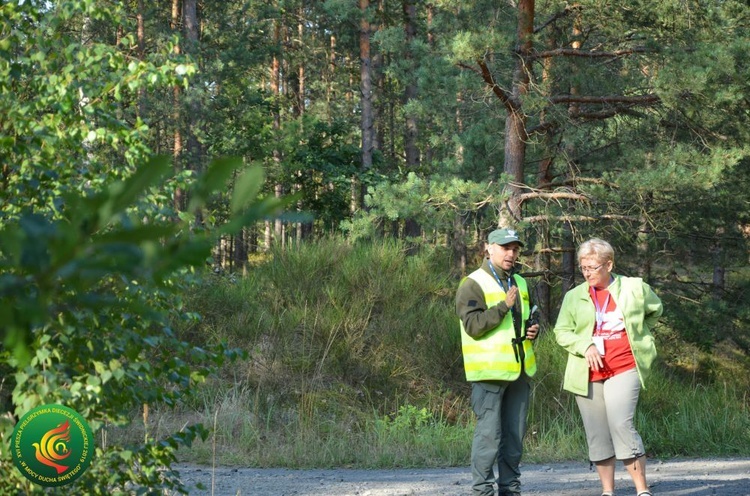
<box><xmin>589</xmin><ymin>286</ymin><xmax>636</xmax><ymax>381</ymax></box>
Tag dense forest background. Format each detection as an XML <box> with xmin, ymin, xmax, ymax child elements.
<box><xmin>3</xmin><ymin>0</ymin><xmax>749</xmax><ymax>328</ymax></box>
<box><xmin>1</xmin><ymin>0</ymin><xmax>749</xmax><ymax>493</ymax></box>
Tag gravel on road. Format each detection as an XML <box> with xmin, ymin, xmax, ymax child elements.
<box><xmin>174</xmin><ymin>457</ymin><xmax>750</xmax><ymax>495</ymax></box>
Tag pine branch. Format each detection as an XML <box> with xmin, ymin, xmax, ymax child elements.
<box><xmin>549</xmin><ymin>94</ymin><xmax>660</xmax><ymax>105</ymax></box>
<box><xmin>471</xmin><ymin>59</ymin><xmax>514</xmax><ymax>112</ymax></box>
<box><xmin>530</xmin><ymin>47</ymin><xmax>650</xmax><ymax>60</ymax></box>
<box><xmin>534</xmin><ymin>5</ymin><xmax>583</xmax><ymax>34</ymax></box>
<box><xmin>517</xmin><ymin>190</ymin><xmax>589</xmax><ymax>202</ymax></box>
<box><xmin>524</xmin><ymin>213</ymin><xmax>639</xmax><ymax>222</ymax></box>
<box><xmin>569</xmin><ymin>107</ymin><xmax>648</xmax><ymax>120</ymax></box>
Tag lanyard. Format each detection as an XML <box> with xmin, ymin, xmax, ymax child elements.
<box><xmin>489</xmin><ymin>260</ymin><xmax>524</xmax><ymax>362</ymax></box>
<box><xmin>488</xmin><ymin>261</ymin><xmax>513</xmax><ymax>294</ymax></box>
<box><xmin>592</xmin><ymin>288</ymin><xmax>610</xmax><ymax>332</ymax></box>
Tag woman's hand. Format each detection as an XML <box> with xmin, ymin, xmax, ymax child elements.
<box><xmin>584</xmin><ymin>344</ymin><xmax>603</xmax><ymax>370</ymax></box>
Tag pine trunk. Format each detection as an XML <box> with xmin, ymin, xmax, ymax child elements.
<box><xmin>183</xmin><ymin>0</ymin><xmax>202</xmax><ymax>225</ymax></box>
<box><xmin>357</xmin><ymin>0</ymin><xmax>374</xmax><ymax>215</ymax></box>
<box><xmin>402</xmin><ymin>0</ymin><xmax>421</xmax><ymax>246</ymax></box>
<box><xmin>500</xmin><ymin>0</ymin><xmax>534</xmax><ymax>227</ymax></box>
<box><xmin>171</xmin><ymin>0</ymin><xmax>183</xmax><ymax>213</ymax></box>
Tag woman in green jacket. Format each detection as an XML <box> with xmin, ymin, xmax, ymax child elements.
<box><xmin>554</xmin><ymin>238</ymin><xmax>662</xmax><ymax>496</ymax></box>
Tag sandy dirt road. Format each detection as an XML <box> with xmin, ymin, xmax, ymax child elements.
<box><xmin>175</xmin><ymin>457</ymin><xmax>750</xmax><ymax>495</ymax></box>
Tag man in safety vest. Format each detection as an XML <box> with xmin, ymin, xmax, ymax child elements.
<box><xmin>456</xmin><ymin>228</ymin><xmax>540</xmax><ymax>496</ymax></box>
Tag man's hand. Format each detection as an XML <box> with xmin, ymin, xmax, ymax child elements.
<box><xmin>525</xmin><ymin>324</ymin><xmax>539</xmax><ymax>340</ymax></box>
<box><xmin>505</xmin><ymin>286</ymin><xmax>519</xmax><ymax>308</ymax></box>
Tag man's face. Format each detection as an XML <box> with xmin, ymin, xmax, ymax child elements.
<box><xmin>487</xmin><ymin>242</ymin><xmax>521</xmax><ymax>271</ymax></box>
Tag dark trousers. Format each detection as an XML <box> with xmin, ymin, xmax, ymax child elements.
<box><xmin>470</xmin><ymin>376</ymin><xmax>530</xmax><ymax>496</ymax></box>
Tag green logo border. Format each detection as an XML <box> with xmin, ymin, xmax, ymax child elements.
<box><xmin>11</xmin><ymin>404</ymin><xmax>94</xmax><ymax>487</ymax></box>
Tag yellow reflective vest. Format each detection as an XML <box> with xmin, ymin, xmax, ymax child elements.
<box><xmin>459</xmin><ymin>269</ymin><xmax>537</xmax><ymax>381</ymax></box>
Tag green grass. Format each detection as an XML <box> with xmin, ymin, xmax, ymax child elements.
<box><xmin>110</xmin><ymin>238</ymin><xmax>750</xmax><ymax>468</ymax></box>
<box><xmin>639</xmin><ymin>375</ymin><xmax>750</xmax><ymax>457</ymax></box>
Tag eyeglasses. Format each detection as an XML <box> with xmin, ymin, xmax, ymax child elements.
<box><xmin>580</xmin><ymin>263</ymin><xmax>604</xmax><ymax>274</ymax></box>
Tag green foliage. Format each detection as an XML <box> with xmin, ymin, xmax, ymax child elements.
<box><xmin>342</xmin><ymin>172</ymin><xmax>499</xmax><ymax>241</ymax></box>
<box><xmin>0</xmin><ymin>0</ymin><xmax>193</xmax><ymax>220</ymax></box>
<box><xmin>278</xmin><ymin>117</ymin><xmax>362</xmax><ymax>231</ymax></box>
<box><xmin>376</xmin><ymin>405</ymin><xmax>433</xmax><ymax>434</ymax></box>
<box><xmin>428</xmin><ymin>0</ymin><xmax>750</xmax><ymax>359</ymax></box>
<box><xmin>0</xmin><ymin>154</ymin><xmax>292</xmax><ymax>493</ymax></box>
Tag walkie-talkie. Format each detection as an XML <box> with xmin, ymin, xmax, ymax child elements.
<box><xmin>525</xmin><ymin>305</ymin><xmax>539</xmax><ymax>329</ymax></box>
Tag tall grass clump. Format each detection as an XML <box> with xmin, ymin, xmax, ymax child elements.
<box><xmin>165</xmin><ymin>237</ymin><xmax>471</xmax><ymax>467</ymax></box>
<box><xmin>639</xmin><ymin>372</ymin><xmax>750</xmax><ymax>457</ymax></box>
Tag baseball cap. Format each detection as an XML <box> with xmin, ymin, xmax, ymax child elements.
<box><xmin>487</xmin><ymin>228</ymin><xmax>524</xmax><ymax>247</ymax></box>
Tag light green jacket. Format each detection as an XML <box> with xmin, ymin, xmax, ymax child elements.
<box><xmin>553</xmin><ymin>274</ymin><xmax>663</xmax><ymax>396</ymax></box>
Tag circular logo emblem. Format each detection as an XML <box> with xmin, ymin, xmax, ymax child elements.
<box><xmin>11</xmin><ymin>404</ymin><xmax>94</xmax><ymax>487</ymax></box>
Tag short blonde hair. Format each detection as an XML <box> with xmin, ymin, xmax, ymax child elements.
<box><xmin>577</xmin><ymin>238</ymin><xmax>615</xmax><ymax>264</ymax></box>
